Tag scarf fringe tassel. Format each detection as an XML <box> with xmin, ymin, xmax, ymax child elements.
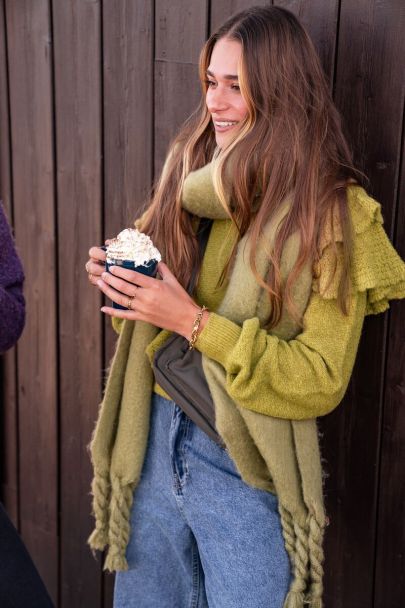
<box><xmin>88</xmin><ymin>472</ymin><xmax>110</xmax><ymax>551</ymax></box>
<box><xmin>283</xmin><ymin>591</ymin><xmax>305</xmax><ymax>608</ymax></box>
<box><xmin>283</xmin><ymin>593</ymin><xmax>323</xmax><ymax>608</ymax></box>
<box><xmin>88</xmin><ymin>473</ymin><xmax>135</xmax><ymax>572</ymax></box>
<box><xmin>280</xmin><ymin>508</ymin><xmax>324</xmax><ymax>608</ymax></box>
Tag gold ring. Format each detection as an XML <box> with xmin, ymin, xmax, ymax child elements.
<box><xmin>127</xmin><ymin>296</ymin><xmax>135</xmax><ymax>310</ymax></box>
<box><xmin>88</xmin><ymin>273</ymin><xmax>93</xmax><ymax>282</ymax></box>
<box><xmin>128</xmin><ymin>289</ymin><xmax>138</xmax><ymax>309</ymax></box>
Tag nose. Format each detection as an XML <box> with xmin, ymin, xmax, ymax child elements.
<box><xmin>206</xmin><ymin>86</ymin><xmax>229</xmax><ymax>114</ymax></box>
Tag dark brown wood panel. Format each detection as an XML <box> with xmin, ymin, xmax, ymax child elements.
<box><xmin>0</xmin><ymin>334</ymin><xmax>18</xmax><ymax>525</ymax></box>
<box><xmin>154</xmin><ymin>60</ymin><xmax>202</xmax><ymax>172</ymax></box>
<box><xmin>154</xmin><ymin>0</ymin><xmax>208</xmax><ymax>172</ymax></box>
<box><xmin>103</xmin><ymin>0</ymin><xmax>154</xmax><ymax>241</ymax></box>
<box><xmin>319</xmin><ymin>2</ymin><xmax>405</xmax><ymax>607</ymax></box>
<box><xmin>0</xmin><ymin>1</ymin><xmax>404</xmax><ymax>606</ymax></box>
<box><xmin>155</xmin><ymin>0</ymin><xmax>208</xmax><ymax>63</ymax></box>
<box><xmin>102</xmin><ymin>1</ymin><xmax>155</xmax><ymax>603</ymax></box>
<box><xmin>0</xmin><ymin>0</ymin><xmax>11</xmax><ymax>210</ymax></box>
<box><xmin>0</xmin><ymin>0</ymin><xmax>18</xmax><ymax>527</ymax></box>
<box><xmin>373</xmin><ymin>116</ymin><xmax>405</xmax><ymax>608</ymax></box>
<box><xmin>52</xmin><ymin>0</ymin><xmax>104</xmax><ymax>606</ymax></box>
<box><xmin>339</xmin><ymin>0</ymin><xmax>404</xmax><ymax>217</ymax></box>
<box><xmin>5</xmin><ymin>0</ymin><xmax>58</xmax><ymax>601</ymax></box>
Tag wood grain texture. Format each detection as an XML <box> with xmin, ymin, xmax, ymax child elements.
<box><xmin>0</xmin><ymin>0</ymin><xmax>19</xmax><ymax>526</ymax></box>
<box><xmin>102</xmin><ymin>2</ymin><xmax>154</xmax><ymax>602</ymax></box>
<box><xmin>154</xmin><ymin>60</ymin><xmax>202</xmax><ymax>172</ymax></box>
<box><xmin>334</xmin><ymin>0</ymin><xmax>404</xmax><ymax>214</ymax></box>
<box><xmin>0</xmin><ymin>1</ymin><xmax>404</xmax><ymax>606</ymax></box>
<box><xmin>154</xmin><ymin>0</ymin><xmax>208</xmax><ymax>173</ymax></box>
<box><xmin>319</xmin><ymin>2</ymin><xmax>405</xmax><ymax>606</ymax></box>
<box><xmin>103</xmin><ymin>0</ymin><xmax>154</xmax><ymax>240</ymax></box>
<box><xmin>373</xmin><ymin>95</ymin><xmax>405</xmax><ymax>608</ymax></box>
<box><xmin>52</xmin><ymin>0</ymin><xmax>103</xmax><ymax>606</ymax></box>
<box><xmin>0</xmin><ymin>0</ymin><xmax>11</xmax><ymax>209</ymax></box>
<box><xmin>5</xmin><ymin>0</ymin><xmax>58</xmax><ymax>601</ymax></box>
<box><xmin>155</xmin><ymin>0</ymin><xmax>208</xmax><ymax>63</ymax></box>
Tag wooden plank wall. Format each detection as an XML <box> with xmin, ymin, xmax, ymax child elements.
<box><xmin>0</xmin><ymin>1</ymin><xmax>404</xmax><ymax>606</ymax></box>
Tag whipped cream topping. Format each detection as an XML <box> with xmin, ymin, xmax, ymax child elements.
<box><xmin>106</xmin><ymin>228</ymin><xmax>161</xmax><ymax>266</ymax></box>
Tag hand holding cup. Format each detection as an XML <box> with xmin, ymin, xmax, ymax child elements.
<box><xmin>86</xmin><ymin>244</ymin><xmax>108</xmax><ymax>285</ymax></box>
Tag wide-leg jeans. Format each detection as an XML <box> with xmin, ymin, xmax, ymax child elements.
<box><xmin>114</xmin><ymin>394</ymin><xmax>291</xmax><ymax>608</ymax></box>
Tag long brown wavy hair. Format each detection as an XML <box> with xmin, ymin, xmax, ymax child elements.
<box><xmin>141</xmin><ymin>5</ymin><xmax>363</xmax><ymax>327</ymax></box>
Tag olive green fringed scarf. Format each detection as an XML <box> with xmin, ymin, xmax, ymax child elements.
<box><xmin>88</xmin><ymin>319</ymin><xmax>159</xmax><ymax>570</ymax></box>
<box><xmin>89</xmin><ymin>162</ymin><xmax>326</xmax><ymax>607</ymax></box>
<box><xmin>200</xmin><ymin>206</ymin><xmax>325</xmax><ymax>608</ymax></box>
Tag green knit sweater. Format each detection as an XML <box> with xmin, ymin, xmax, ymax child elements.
<box><xmin>112</xmin><ymin>184</ymin><xmax>404</xmax><ymax>420</ymax></box>
<box><xmin>92</xmin><ymin>172</ymin><xmax>404</xmax><ymax>607</ymax></box>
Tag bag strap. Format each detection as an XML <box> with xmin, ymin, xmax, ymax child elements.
<box><xmin>188</xmin><ymin>218</ymin><xmax>213</xmax><ymax>295</ymax></box>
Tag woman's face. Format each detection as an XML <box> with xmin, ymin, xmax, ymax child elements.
<box><xmin>205</xmin><ymin>38</ymin><xmax>249</xmax><ymax>149</ymax></box>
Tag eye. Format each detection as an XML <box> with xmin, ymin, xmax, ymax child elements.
<box><xmin>231</xmin><ymin>84</ymin><xmax>240</xmax><ymax>91</ymax></box>
<box><xmin>204</xmin><ymin>79</ymin><xmax>216</xmax><ymax>88</ymax></box>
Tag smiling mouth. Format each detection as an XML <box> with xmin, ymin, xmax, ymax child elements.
<box><xmin>213</xmin><ymin>120</ymin><xmax>239</xmax><ymax>131</ymax></box>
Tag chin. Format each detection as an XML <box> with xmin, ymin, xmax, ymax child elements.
<box><xmin>215</xmin><ymin>134</ymin><xmax>230</xmax><ymax>149</ymax></box>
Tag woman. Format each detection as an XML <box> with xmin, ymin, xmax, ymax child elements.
<box><xmin>85</xmin><ymin>6</ymin><xmax>405</xmax><ymax>608</ymax></box>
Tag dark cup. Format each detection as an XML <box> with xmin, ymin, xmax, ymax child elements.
<box><xmin>105</xmin><ymin>258</ymin><xmax>158</xmax><ymax>310</ymax></box>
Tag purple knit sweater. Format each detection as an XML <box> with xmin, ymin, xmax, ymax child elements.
<box><xmin>0</xmin><ymin>203</ymin><xmax>25</xmax><ymax>352</ymax></box>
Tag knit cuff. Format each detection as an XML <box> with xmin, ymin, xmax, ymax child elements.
<box><xmin>195</xmin><ymin>312</ymin><xmax>242</xmax><ymax>368</ymax></box>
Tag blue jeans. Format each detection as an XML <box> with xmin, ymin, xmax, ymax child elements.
<box><xmin>114</xmin><ymin>394</ymin><xmax>291</xmax><ymax>608</ymax></box>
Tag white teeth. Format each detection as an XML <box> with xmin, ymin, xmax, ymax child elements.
<box><xmin>215</xmin><ymin>121</ymin><xmax>237</xmax><ymax>127</ymax></box>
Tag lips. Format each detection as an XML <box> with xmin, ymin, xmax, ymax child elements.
<box><xmin>213</xmin><ymin>119</ymin><xmax>239</xmax><ymax>132</ymax></box>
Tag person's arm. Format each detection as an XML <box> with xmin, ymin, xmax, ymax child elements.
<box><xmin>195</xmin><ymin>186</ymin><xmax>405</xmax><ymax>420</ymax></box>
<box><xmin>0</xmin><ymin>204</ymin><xmax>25</xmax><ymax>352</ymax></box>
<box><xmin>195</xmin><ymin>289</ymin><xmax>367</xmax><ymax>420</ymax></box>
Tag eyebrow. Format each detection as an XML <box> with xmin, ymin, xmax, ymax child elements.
<box><xmin>206</xmin><ymin>69</ymin><xmax>239</xmax><ymax>81</ymax></box>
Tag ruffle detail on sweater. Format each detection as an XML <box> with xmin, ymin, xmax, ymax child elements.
<box><xmin>312</xmin><ymin>186</ymin><xmax>405</xmax><ymax>315</ymax></box>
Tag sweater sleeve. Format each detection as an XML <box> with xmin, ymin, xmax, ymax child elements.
<box><xmin>195</xmin><ymin>288</ymin><xmax>367</xmax><ymax>419</ymax></box>
<box><xmin>196</xmin><ymin>186</ymin><xmax>405</xmax><ymax>420</ymax></box>
<box><xmin>0</xmin><ymin>203</ymin><xmax>25</xmax><ymax>352</ymax></box>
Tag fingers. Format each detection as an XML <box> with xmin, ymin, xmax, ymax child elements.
<box><xmin>88</xmin><ymin>246</ymin><xmax>106</xmax><ymax>262</ymax></box>
<box><xmin>85</xmin><ymin>260</ymin><xmax>105</xmax><ymax>285</ymax></box>
<box><xmin>86</xmin><ymin>260</ymin><xmax>104</xmax><ymax>275</ymax></box>
<box><xmin>86</xmin><ymin>245</ymin><xmax>108</xmax><ymax>285</ymax></box>
<box><xmin>156</xmin><ymin>261</ymin><xmax>175</xmax><ymax>282</ymax></box>
<box><xmin>100</xmin><ymin>305</ymin><xmax>141</xmax><ymax>321</ymax></box>
<box><xmin>97</xmin><ymin>277</ymin><xmax>139</xmax><ymax>310</ymax></box>
<box><xmin>99</xmin><ymin>271</ymin><xmax>139</xmax><ymax>298</ymax></box>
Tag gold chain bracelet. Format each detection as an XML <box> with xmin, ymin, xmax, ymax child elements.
<box><xmin>188</xmin><ymin>305</ymin><xmax>207</xmax><ymax>350</ymax></box>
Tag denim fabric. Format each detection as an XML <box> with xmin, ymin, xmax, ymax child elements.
<box><xmin>114</xmin><ymin>394</ymin><xmax>291</xmax><ymax>608</ymax></box>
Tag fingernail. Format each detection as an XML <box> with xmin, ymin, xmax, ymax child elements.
<box><xmin>102</xmin><ymin>272</ymin><xmax>108</xmax><ymax>279</ymax></box>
